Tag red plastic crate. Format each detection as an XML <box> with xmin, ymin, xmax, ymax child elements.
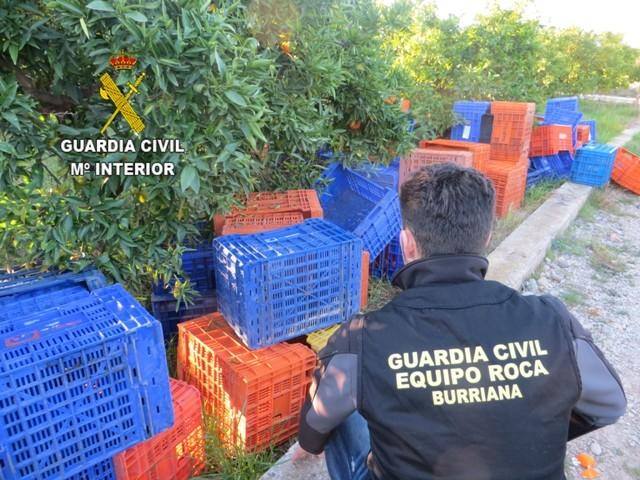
<box><xmin>221</xmin><ymin>211</ymin><xmax>305</xmax><ymax>235</ymax></box>
<box><xmin>418</xmin><ymin>139</ymin><xmax>490</xmax><ymax>172</ymax></box>
<box><xmin>113</xmin><ymin>379</ymin><xmax>205</xmax><ymax>480</ymax></box>
<box><xmin>529</xmin><ymin>125</ymin><xmax>573</xmax><ymax>156</ymax></box>
<box><xmin>577</xmin><ymin>124</ymin><xmax>592</xmax><ymax>144</ymax></box>
<box><xmin>213</xmin><ymin>190</ymin><xmax>323</xmax><ymax>235</ymax></box>
<box><xmin>361</xmin><ymin>251</ymin><xmax>369</xmax><ymax>310</ymax></box>
<box><xmin>612</xmin><ymin>148</ymin><xmax>640</xmax><ymax>194</ymax></box>
<box><xmin>399</xmin><ymin>148</ymin><xmax>473</xmax><ymax>187</ymax></box>
<box><xmin>177</xmin><ymin>314</ymin><xmax>316</xmax><ymax>452</ymax></box>
<box><xmin>490</xmin><ymin>102</ymin><xmax>536</xmax><ymax>163</ymax></box>
<box><xmin>484</xmin><ymin>160</ymin><xmax>528</xmax><ymax>217</ymax></box>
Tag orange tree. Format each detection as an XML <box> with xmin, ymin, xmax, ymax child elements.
<box><xmin>0</xmin><ymin>0</ymin><xmax>413</xmax><ymax>298</ymax></box>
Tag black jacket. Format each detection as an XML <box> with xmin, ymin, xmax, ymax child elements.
<box><xmin>298</xmin><ymin>255</ymin><xmax>626</xmax><ymax>480</ymax></box>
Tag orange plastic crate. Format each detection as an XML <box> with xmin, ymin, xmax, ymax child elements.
<box><xmin>177</xmin><ymin>314</ymin><xmax>316</xmax><ymax>452</ymax></box>
<box><xmin>612</xmin><ymin>148</ymin><xmax>640</xmax><ymax>194</ymax></box>
<box><xmin>361</xmin><ymin>251</ymin><xmax>369</xmax><ymax>310</ymax></box>
<box><xmin>484</xmin><ymin>160</ymin><xmax>528</xmax><ymax>217</ymax></box>
<box><xmin>490</xmin><ymin>102</ymin><xmax>536</xmax><ymax>162</ymax></box>
<box><xmin>577</xmin><ymin>124</ymin><xmax>592</xmax><ymax>144</ymax></box>
<box><xmin>113</xmin><ymin>379</ymin><xmax>206</xmax><ymax>480</ymax></box>
<box><xmin>213</xmin><ymin>190</ymin><xmax>323</xmax><ymax>235</ymax></box>
<box><xmin>221</xmin><ymin>211</ymin><xmax>305</xmax><ymax>235</ymax></box>
<box><xmin>399</xmin><ymin>148</ymin><xmax>473</xmax><ymax>187</ymax></box>
<box><xmin>529</xmin><ymin>125</ymin><xmax>573</xmax><ymax>157</ymax></box>
<box><xmin>417</xmin><ymin>139</ymin><xmax>490</xmax><ymax>172</ymax></box>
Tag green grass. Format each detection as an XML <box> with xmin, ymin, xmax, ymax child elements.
<box><xmin>365</xmin><ymin>277</ymin><xmax>399</xmax><ymax>311</ymax></box>
<box><xmin>580</xmin><ymin>99</ymin><xmax>638</xmax><ymax>143</ymax></box>
<box><xmin>625</xmin><ymin>131</ymin><xmax>640</xmax><ymax>154</ymax></box>
<box><xmin>560</xmin><ymin>287</ymin><xmax>586</xmax><ymax>307</ymax></box>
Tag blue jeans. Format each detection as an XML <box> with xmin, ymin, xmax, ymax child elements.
<box><xmin>324</xmin><ymin>412</ymin><xmax>372</xmax><ymax>480</ymax></box>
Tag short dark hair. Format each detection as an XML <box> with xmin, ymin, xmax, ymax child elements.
<box><xmin>400</xmin><ymin>163</ymin><xmax>495</xmax><ymax>258</ymax></box>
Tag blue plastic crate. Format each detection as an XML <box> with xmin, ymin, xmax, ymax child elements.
<box><xmin>450</xmin><ymin>101</ymin><xmax>491</xmax><ymax>142</ymax></box>
<box><xmin>580</xmin><ymin>120</ymin><xmax>597</xmax><ymax>142</ymax></box>
<box><xmin>0</xmin><ymin>284</ymin><xmax>173</xmax><ymax>480</ymax></box>
<box><xmin>570</xmin><ymin>143</ymin><xmax>618</xmax><ymax>187</ymax></box>
<box><xmin>0</xmin><ymin>285</ymin><xmax>91</xmax><ymax>336</ymax></box>
<box><xmin>530</xmin><ymin>154</ymin><xmax>572</xmax><ymax>178</ymax></box>
<box><xmin>527</xmin><ymin>166</ymin><xmax>553</xmax><ymax>188</ymax></box>
<box><xmin>353</xmin><ymin>161</ymin><xmax>400</xmax><ymax>191</ymax></box>
<box><xmin>214</xmin><ymin>219</ymin><xmax>363</xmax><ymax>349</ymax></box>
<box><xmin>68</xmin><ymin>459</ymin><xmax>115</xmax><ymax>480</ymax></box>
<box><xmin>0</xmin><ymin>267</ymin><xmax>107</xmax><ymax>298</ymax></box>
<box><xmin>151</xmin><ymin>290</ymin><xmax>217</xmax><ymax>338</ymax></box>
<box><xmin>371</xmin><ymin>234</ymin><xmax>404</xmax><ymax>279</ymax></box>
<box><xmin>544</xmin><ymin>96</ymin><xmax>580</xmax><ymax>117</ymax></box>
<box><xmin>317</xmin><ymin>163</ymin><xmax>401</xmax><ymax>259</ymax></box>
<box><xmin>152</xmin><ymin>243</ymin><xmax>216</xmax><ymax>296</ymax></box>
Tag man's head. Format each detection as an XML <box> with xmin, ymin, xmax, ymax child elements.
<box><xmin>399</xmin><ymin>163</ymin><xmax>495</xmax><ymax>262</ymax></box>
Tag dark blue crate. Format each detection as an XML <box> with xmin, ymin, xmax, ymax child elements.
<box><xmin>580</xmin><ymin>120</ymin><xmax>597</xmax><ymax>142</ymax></box>
<box><xmin>68</xmin><ymin>459</ymin><xmax>115</xmax><ymax>480</ymax></box>
<box><xmin>570</xmin><ymin>143</ymin><xmax>618</xmax><ymax>187</ymax></box>
<box><xmin>0</xmin><ymin>284</ymin><xmax>173</xmax><ymax>480</ymax></box>
<box><xmin>353</xmin><ymin>161</ymin><xmax>400</xmax><ymax>190</ymax></box>
<box><xmin>317</xmin><ymin>163</ymin><xmax>401</xmax><ymax>259</ymax></box>
<box><xmin>450</xmin><ymin>101</ymin><xmax>491</xmax><ymax>142</ymax></box>
<box><xmin>152</xmin><ymin>243</ymin><xmax>216</xmax><ymax>296</ymax></box>
<box><xmin>0</xmin><ymin>285</ymin><xmax>91</xmax><ymax>336</ymax></box>
<box><xmin>527</xmin><ymin>166</ymin><xmax>553</xmax><ymax>188</ymax></box>
<box><xmin>151</xmin><ymin>290</ymin><xmax>217</xmax><ymax>338</ymax></box>
<box><xmin>371</xmin><ymin>234</ymin><xmax>404</xmax><ymax>279</ymax></box>
<box><xmin>0</xmin><ymin>267</ymin><xmax>107</xmax><ymax>298</ymax></box>
<box><xmin>530</xmin><ymin>154</ymin><xmax>571</xmax><ymax>178</ymax></box>
<box><xmin>214</xmin><ymin>219</ymin><xmax>363</xmax><ymax>349</ymax></box>
<box><xmin>544</xmin><ymin>96</ymin><xmax>579</xmax><ymax>117</ymax></box>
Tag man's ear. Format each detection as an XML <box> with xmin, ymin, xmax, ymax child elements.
<box><xmin>399</xmin><ymin>228</ymin><xmax>420</xmax><ymax>263</ymax></box>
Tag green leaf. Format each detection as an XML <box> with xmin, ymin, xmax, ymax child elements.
<box><xmin>63</xmin><ymin>215</ymin><xmax>73</xmax><ymax>234</ymax></box>
<box><xmin>1</xmin><ymin>112</ymin><xmax>20</xmax><ymax>130</ymax></box>
<box><xmin>214</xmin><ymin>50</ymin><xmax>226</xmax><ymax>76</ymax></box>
<box><xmin>8</xmin><ymin>45</ymin><xmax>18</xmax><ymax>65</ymax></box>
<box><xmin>79</xmin><ymin>17</ymin><xmax>90</xmax><ymax>39</ymax></box>
<box><xmin>180</xmin><ymin>165</ymin><xmax>197</xmax><ymax>192</ymax></box>
<box><xmin>224</xmin><ymin>90</ymin><xmax>247</xmax><ymax>107</ymax></box>
<box><xmin>86</xmin><ymin>0</ymin><xmax>115</xmax><ymax>12</ymax></box>
<box><xmin>0</xmin><ymin>142</ymin><xmax>16</xmax><ymax>155</ymax></box>
<box><xmin>125</xmin><ymin>11</ymin><xmax>148</xmax><ymax>23</ymax></box>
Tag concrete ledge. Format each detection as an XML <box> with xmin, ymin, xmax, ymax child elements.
<box><xmin>260</xmin><ymin>443</ymin><xmax>328</xmax><ymax>480</ymax></box>
<box><xmin>486</xmin><ymin>182</ymin><xmax>592</xmax><ymax>289</ymax></box>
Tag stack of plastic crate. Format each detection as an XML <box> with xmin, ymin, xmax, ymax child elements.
<box><xmin>611</xmin><ymin>148</ymin><xmax>640</xmax><ymax>194</ymax></box>
<box><xmin>177</xmin><ymin>314</ymin><xmax>316</xmax><ymax>451</ymax></box>
<box><xmin>113</xmin><ymin>379</ymin><xmax>206</xmax><ymax>480</ymax></box>
<box><xmin>570</xmin><ymin>143</ymin><xmax>619</xmax><ymax>187</ymax></box>
<box><xmin>450</xmin><ymin>101</ymin><xmax>491</xmax><ymax>142</ymax></box>
<box><xmin>418</xmin><ymin>139</ymin><xmax>490</xmax><ymax>172</ymax></box>
<box><xmin>213</xmin><ymin>190</ymin><xmax>323</xmax><ymax>235</ymax></box>
<box><xmin>151</xmin><ymin>241</ymin><xmax>218</xmax><ymax>339</ymax></box>
<box><xmin>317</xmin><ymin>163</ymin><xmax>402</xmax><ymax>260</ymax></box>
<box><xmin>0</xmin><ymin>275</ymin><xmax>174</xmax><ymax>480</ymax></box>
<box><xmin>485</xmin><ymin>101</ymin><xmax>536</xmax><ymax>216</ymax></box>
<box><xmin>527</xmin><ymin>124</ymin><xmax>574</xmax><ymax>186</ymax></box>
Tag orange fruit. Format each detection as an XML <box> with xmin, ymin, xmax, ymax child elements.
<box><xmin>384</xmin><ymin>95</ymin><xmax>397</xmax><ymax>105</ymax></box>
<box><xmin>581</xmin><ymin>467</ymin><xmax>600</xmax><ymax>479</ymax></box>
<box><xmin>280</xmin><ymin>41</ymin><xmax>291</xmax><ymax>55</ymax></box>
<box><xmin>400</xmin><ymin>98</ymin><xmax>411</xmax><ymax>112</ymax></box>
<box><xmin>348</xmin><ymin>120</ymin><xmax>362</xmax><ymax>131</ymax></box>
<box><xmin>576</xmin><ymin>453</ymin><xmax>596</xmax><ymax>469</ymax></box>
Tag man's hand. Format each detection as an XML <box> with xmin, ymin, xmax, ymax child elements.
<box><xmin>291</xmin><ymin>443</ymin><xmax>320</xmax><ymax>463</ymax></box>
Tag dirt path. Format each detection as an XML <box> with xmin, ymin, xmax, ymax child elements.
<box><xmin>522</xmin><ymin>186</ymin><xmax>640</xmax><ymax>479</ymax></box>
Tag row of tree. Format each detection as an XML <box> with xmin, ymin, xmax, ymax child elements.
<box><xmin>1</xmin><ymin>0</ymin><xmax>638</xmax><ymax>298</ymax></box>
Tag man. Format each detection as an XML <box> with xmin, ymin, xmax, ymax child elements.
<box><xmin>294</xmin><ymin>163</ymin><xmax>626</xmax><ymax>480</ymax></box>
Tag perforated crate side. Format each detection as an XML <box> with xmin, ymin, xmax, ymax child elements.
<box><xmin>307</xmin><ymin>324</ymin><xmax>341</xmax><ymax>353</ymax></box>
<box><xmin>177</xmin><ymin>315</ymin><xmax>316</xmax><ymax>451</ymax></box>
<box><xmin>113</xmin><ymin>379</ymin><xmax>205</xmax><ymax>480</ymax></box>
<box><xmin>570</xmin><ymin>144</ymin><xmax>618</xmax><ymax>187</ymax></box>
<box><xmin>68</xmin><ymin>459</ymin><xmax>116</xmax><ymax>480</ymax></box>
<box><xmin>0</xmin><ymin>284</ymin><xmax>173</xmax><ymax>480</ymax></box>
<box><xmin>545</xmin><ymin>96</ymin><xmax>579</xmax><ymax>116</ymax></box>
<box><xmin>151</xmin><ymin>291</ymin><xmax>217</xmax><ymax>339</ymax></box>
<box><xmin>451</xmin><ymin>101</ymin><xmax>491</xmax><ymax>142</ymax></box>
<box><xmin>214</xmin><ymin>219</ymin><xmax>363</xmax><ymax>349</ymax></box>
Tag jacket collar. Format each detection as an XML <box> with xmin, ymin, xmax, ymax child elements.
<box><xmin>391</xmin><ymin>254</ymin><xmax>489</xmax><ymax>290</ymax></box>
